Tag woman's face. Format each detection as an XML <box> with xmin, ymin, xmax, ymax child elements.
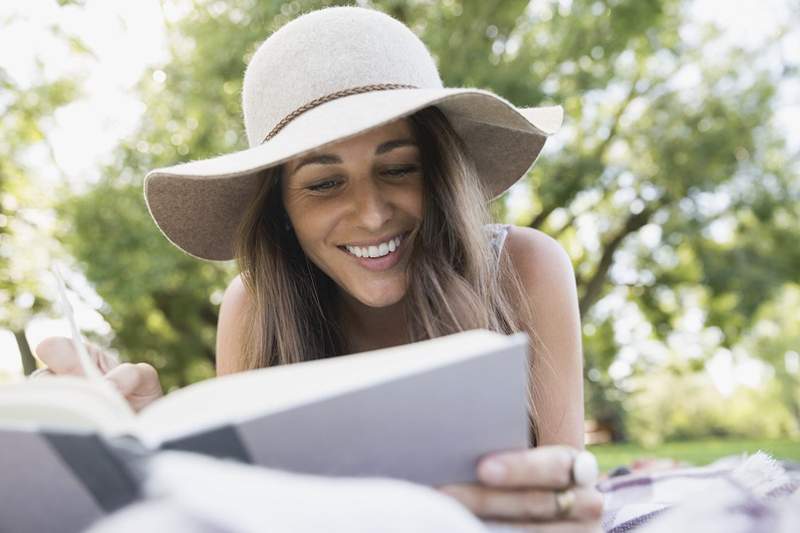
<box><xmin>282</xmin><ymin>118</ymin><xmax>424</xmax><ymax>308</ymax></box>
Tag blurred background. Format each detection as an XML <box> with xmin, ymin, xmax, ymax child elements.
<box><xmin>1</xmin><ymin>0</ymin><xmax>798</xmax><ymax>468</ymax></box>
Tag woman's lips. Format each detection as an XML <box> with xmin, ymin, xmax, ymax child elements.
<box><xmin>338</xmin><ymin>231</ymin><xmax>409</xmax><ymax>272</ymax></box>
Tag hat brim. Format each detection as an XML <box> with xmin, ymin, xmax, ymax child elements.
<box><xmin>144</xmin><ymin>88</ymin><xmax>563</xmax><ymax>261</ymax></box>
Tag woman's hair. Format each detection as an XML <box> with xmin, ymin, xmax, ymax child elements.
<box><xmin>234</xmin><ymin>106</ymin><xmax>545</xmax><ymax>445</ymax></box>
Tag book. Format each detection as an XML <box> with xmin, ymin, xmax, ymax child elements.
<box><xmin>0</xmin><ymin>329</ymin><xmax>530</xmax><ymax>533</ymax></box>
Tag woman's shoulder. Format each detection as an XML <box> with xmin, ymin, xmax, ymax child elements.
<box><xmin>221</xmin><ymin>274</ymin><xmax>249</xmax><ymax>307</ymax></box>
<box><xmin>216</xmin><ymin>274</ymin><xmax>251</xmax><ymax>375</ymax></box>
<box><xmin>502</xmin><ymin>225</ymin><xmax>575</xmax><ymax>291</ymax></box>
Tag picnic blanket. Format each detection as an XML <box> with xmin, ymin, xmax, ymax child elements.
<box><xmin>85</xmin><ymin>450</ymin><xmax>800</xmax><ymax>532</ymax></box>
<box><xmin>599</xmin><ymin>451</ymin><xmax>800</xmax><ymax>532</ymax></box>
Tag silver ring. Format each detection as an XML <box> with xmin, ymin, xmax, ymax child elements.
<box><xmin>554</xmin><ymin>488</ymin><xmax>576</xmax><ymax>519</ymax></box>
<box><xmin>29</xmin><ymin>367</ymin><xmax>55</xmax><ymax>379</ymax></box>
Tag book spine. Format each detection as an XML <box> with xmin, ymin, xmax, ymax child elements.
<box><xmin>158</xmin><ymin>423</ymin><xmax>253</xmax><ymax>464</ymax></box>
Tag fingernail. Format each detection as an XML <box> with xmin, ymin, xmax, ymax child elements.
<box><xmin>573</xmin><ymin>451</ymin><xmax>599</xmax><ymax>486</ymax></box>
<box><xmin>479</xmin><ymin>459</ymin><xmax>507</xmax><ymax>483</ymax></box>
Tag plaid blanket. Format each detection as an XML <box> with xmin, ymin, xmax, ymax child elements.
<box><xmin>598</xmin><ymin>451</ymin><xmax>800</xmax><ymax>533</ymax></box>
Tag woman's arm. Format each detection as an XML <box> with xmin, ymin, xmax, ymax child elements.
<box><xmin>435</xmin><ymin>227</ymin><xmax>601</xmax><ymax>528</ymax></box>
<box><xmin>215</xmin><ymin>274</ymin><xmax>250</xmax><ymax>376</ymax></box>
<box><xmin>504</xmin><ymin>225</ymin><xmax>585</xmax><ymax>448</ymax></box>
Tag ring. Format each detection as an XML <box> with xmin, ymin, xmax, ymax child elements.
<box><xmin>553</xmin><ymin>488</ymin><xmax>576</xmax><ymax>518</ymax></box>
<box><xmin>29</xmin><ymin>367</ymin><xmax>55</xmax><ymax>379</ymax></box>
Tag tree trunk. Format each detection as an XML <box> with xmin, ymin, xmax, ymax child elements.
<box><xmin>14</xmin><ymin>328</ymin><xmax>37</xmax><ymax>376</ymax></box>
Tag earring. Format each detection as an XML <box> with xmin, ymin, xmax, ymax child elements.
<box><xmin>284</xmin><ymin>214</ymin><xmax>292</xmax><ymax>232</ymax></box>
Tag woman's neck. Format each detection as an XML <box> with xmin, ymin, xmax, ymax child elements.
<box><xmin>337</xmin><ymin>291</ymin><xmax>410</xmax><ymax>353</ymax></box>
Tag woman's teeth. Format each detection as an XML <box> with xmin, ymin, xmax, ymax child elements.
<box><xmin>345</xmin><ymin>234</ymin><xmax>403</xmax><ymax>258</ymax></box>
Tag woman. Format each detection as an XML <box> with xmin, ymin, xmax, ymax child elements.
<box><xmin>37</xmin><ymin>6</ymin><xmax>602</xmax><ymax>530</ymax></box>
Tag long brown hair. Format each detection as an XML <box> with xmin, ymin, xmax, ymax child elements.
<box><xmin>234</xmin><ymin>106</ymin><xmax>545</xmax><ymax>444</ymax></box>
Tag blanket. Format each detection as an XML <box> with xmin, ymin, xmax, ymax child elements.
<box><xmin>599</xmin><ymin>451</ymin><xmax>800</xmax><ymax>532</ymax></box>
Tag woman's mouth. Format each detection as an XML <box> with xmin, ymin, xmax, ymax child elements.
<box><xmin>337</xmin><ymin>231</ymin><xmax>410</xmax><ymax>272</ymax></box>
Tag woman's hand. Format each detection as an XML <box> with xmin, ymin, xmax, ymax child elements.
<box><xmin>32</xmin><ymin>337</ymin><xmax>163</xmax><ymax>412</ymax></box>
<box><xmin>438</xmin><ymin>446</ymin><xmax>603</xmax><ymax>532</ymax></box>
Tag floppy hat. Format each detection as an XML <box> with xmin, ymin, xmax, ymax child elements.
<box><xmin>144</xmin><ymin>6</ymin><xmax>563</xmax><ymax>261</ymax></box>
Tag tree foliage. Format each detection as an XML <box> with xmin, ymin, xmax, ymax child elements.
<box><xmin>0</xmin><ymin>63</ymin><xmax>82</xmax><ymax>374</ymax></box>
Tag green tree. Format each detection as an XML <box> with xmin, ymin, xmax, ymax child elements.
<box><xmin>0</xmin><ymin>65</ymin><xmax>81</xmax><ymax>374</ymax></box>
<box><xmin>739</xmin><ymin>285</ymin><xmax>800</xmax><ymax>429</ymax></box>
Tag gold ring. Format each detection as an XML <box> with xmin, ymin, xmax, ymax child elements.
<box><xmin>554</xmin><ymin>488</ymin><xmax>576</xmax><ymax>519</ymax></box>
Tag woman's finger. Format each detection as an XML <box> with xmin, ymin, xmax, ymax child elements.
<box><xmin>104</xmin><ymin>363</ymin><xmax>144</xmax><ymax>396</ymax></box>
<box><xmin>35</xmin><ymin>336</ymin><xmax>161</xmax><ymax>412</ymax></box>
<box><xmin>477</xmin><ymin>446</ymin><xmax>579</xmax><ymax>489</ymax></box>
<box><xmin>35</xmin><ymin>337</ymin><xmax>83</xmax><ymax>376</ymax></box>
<box><xmin>438</xmin><ymin>483</ymin><xmax>603</xmax><ymax>522</ymax></box>
<box><xmin>35</xmin><ymin>336</ymin><xmax>119</xmax><ymax>376</ymax></box>
<box><xmin>104</xmin><ymin>362</ymin><xmax>163</xmax><ymax>412</ymax></box>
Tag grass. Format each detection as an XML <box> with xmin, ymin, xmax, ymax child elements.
<box><xmin>588</xmin><ymin>438</ymin><xmax>800</xmax><ymax>473</ymax></box>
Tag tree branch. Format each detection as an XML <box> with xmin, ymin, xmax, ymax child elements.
<box><xmin>578</xmin><ymin>204</ymin><xmax>656</xmax><ymax>317</ymax></box>
<box><xmin>530</xmin><ymin>71</ymin><xmax>645</xmax><ymax>229</ymax></box>
<box><xmin>551</xmin><ymin>175</ymin><xmax>619</xmax><ymax>239</ymax></box>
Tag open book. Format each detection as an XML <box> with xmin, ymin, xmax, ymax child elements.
<box><xmin>0</xmin><ymin>329</ymin><xmax>530</xmax><ymax>533</ymax></box>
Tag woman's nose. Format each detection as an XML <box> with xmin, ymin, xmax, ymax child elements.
<box><xmin>350</xmin><ymin>180</ymin><xmax>392</xmax><ymax>231</ymax></box>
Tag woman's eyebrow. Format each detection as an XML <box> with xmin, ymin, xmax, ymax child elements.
<box><xmin>375</xmin><ymin>138</ymin><xmax>418</xmax><ymax>155</ymax></box>
<box><xmin>290</xmin><ymin>138</ymin><xmax>419</xmax><ymax>176</ymax></box>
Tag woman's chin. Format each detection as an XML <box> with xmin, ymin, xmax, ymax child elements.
<box><xmin>352</xmin><ymin>284</ymin><xmax>407</xmax><ymax>308</ymax></box>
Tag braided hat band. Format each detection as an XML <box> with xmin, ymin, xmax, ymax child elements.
<box><xmin>262</xmin><ymin>84</ymin><xmax>419</xmax><ymax>144</ymax></box>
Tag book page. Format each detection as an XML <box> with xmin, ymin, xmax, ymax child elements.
<box><xmin>134</xmin><ymin>329</ymin><xmax>525</xmax><ymax>446</ymax></box>
<box><xmin>0</xmin><ymin>376</ymin><xmax>136</xmax><ymax>435</ymax></box>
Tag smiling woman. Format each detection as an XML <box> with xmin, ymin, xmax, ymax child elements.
<box><xmin>34</xmin><ymin>5</ymin><xmax>602</xmax><ymax>529</ymax></box>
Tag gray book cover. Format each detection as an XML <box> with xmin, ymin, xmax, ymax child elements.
<box><xmin>163</xmin><ymin>333</ymin><xmax>530</xmax><ymax>485</ymax></box>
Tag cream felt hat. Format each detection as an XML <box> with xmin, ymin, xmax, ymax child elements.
<box><xmin>144</xmin><ymin>6</ymin><xmax>563</xmax><ymax>261</ymax></box>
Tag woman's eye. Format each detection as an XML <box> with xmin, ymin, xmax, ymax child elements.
<box><xmin>383</xmin><ymin>165</ymin><xmax>419</xmax><ymax>177</ymax></box>
<box><xmin>308</xmin><ymin>179</ymin><xmax>340</xmax><ymax>192</ymax></box>
<box><xmin>306</xmin><ymin>166</ymin><xmax>417</xmax><ymax>192</ymax></box>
